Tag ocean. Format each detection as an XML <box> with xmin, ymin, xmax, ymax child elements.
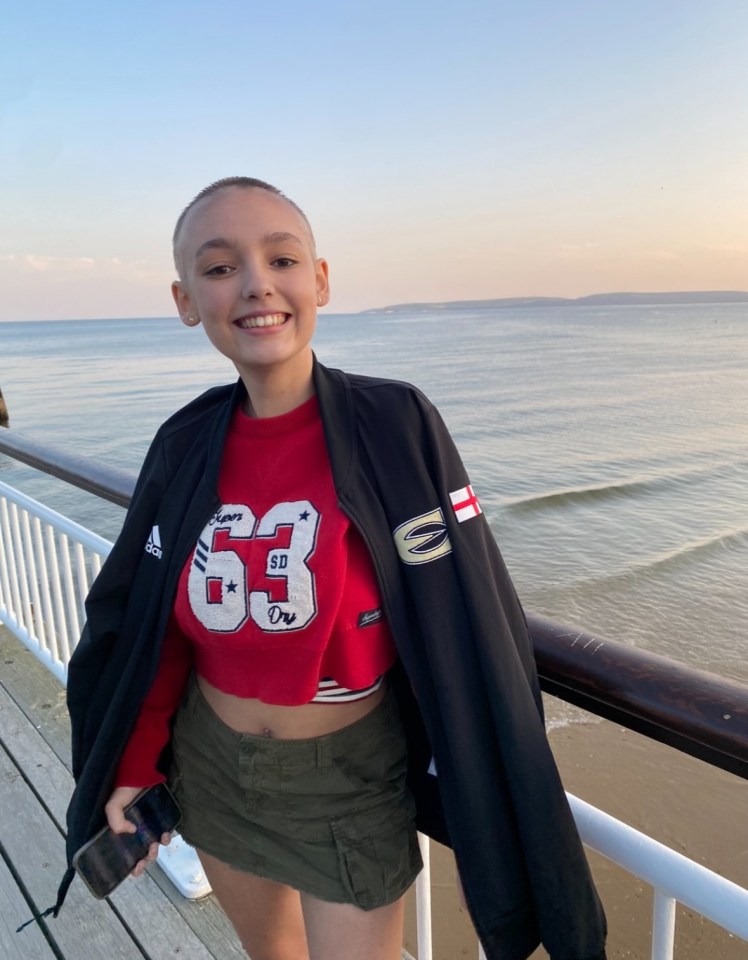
<box><xmin>2</xmin><ymin>302</ymin><xmax>747</xmax><ymax>707</ymax></box>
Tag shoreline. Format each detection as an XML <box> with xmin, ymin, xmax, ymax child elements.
<box><xmin>404</xmin><ymin>717</ymin><xmax>747</xmax><ymax>959</ymax></box>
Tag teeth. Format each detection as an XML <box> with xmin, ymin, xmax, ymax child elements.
<box><xmin>238</xmin><ymin>313</ymin><xmax>286</xmax><ymax>329</ymax></box>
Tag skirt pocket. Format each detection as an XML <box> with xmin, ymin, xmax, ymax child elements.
<box><xmin>330</xmin><ymin>802</ymin><xmax>422</xmax><ymax>911</ymax></box>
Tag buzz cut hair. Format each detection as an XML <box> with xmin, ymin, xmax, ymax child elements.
<box><xmin>172</xmin><ymin>176</ymin><xmax>316</xmax><ymax>273</ymax></box>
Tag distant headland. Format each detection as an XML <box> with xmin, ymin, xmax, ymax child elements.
<box><xmin>360</xmin><ymin>291</ymin><xmax>748</xmax><ymax>315</ymax></box>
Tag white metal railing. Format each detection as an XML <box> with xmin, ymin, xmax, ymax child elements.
<box><xmin>0</xmin><ymin>480</ymin><xmax>110</xmax><ymax>685</ymax></box>
<box><xmin>0</xmin><ymin>479</ymin><xmax>211</xmax><ymax>901</ymax></box>
<box><xmin>1</xmin><ymin>478</ymin><xmax>747</xmax><ymax>960</ymax></box>
<box><xmin>569</xmin><ymin>795</ymin><xmax>748</xmax><ymax>959</ymax></box>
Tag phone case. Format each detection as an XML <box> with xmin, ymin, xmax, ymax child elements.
<box><xmin>73</xmin><ymin>783</ymin><xmax>182</xmax><ymax>898</ymax></box>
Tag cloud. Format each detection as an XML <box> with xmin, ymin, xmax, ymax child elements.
<box><xmin>31</xmin><ymin>255</ymin><xmax>95</xmax><ymax>272</ymax></box>
<box><xmin>0</xmin><ymin>253</ymin><xmax>165</xmax><ymax>283</ymax></box>
<box><xmin>1</xmin><ymin>253</ymin><xmax>102</xmax><ymax>272</ymax></box>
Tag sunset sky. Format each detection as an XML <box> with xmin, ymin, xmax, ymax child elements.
<box><xmin>1</xmin><ymin>0</ymin><xmax>746</xmax><ymax>321</ymax></box>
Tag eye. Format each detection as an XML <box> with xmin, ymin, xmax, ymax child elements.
<box><xmin>203</xmin><ymin>264</ymin><xmax>234</xmax><ymax>277</ymax></box>
<box><xmin>272</xmin><ymin>256</ymin><xmax>298</xmax><ymax>268</ymax></box>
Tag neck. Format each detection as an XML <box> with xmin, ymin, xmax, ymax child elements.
<box><xmin>239</xmin><ymin>355</ymin><xmax>315</xmax><ymax>419</ymax></box>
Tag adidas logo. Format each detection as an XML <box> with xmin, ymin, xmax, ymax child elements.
<box><xmin>145</xmin><ymin>525</ymin><xmax>163</xmax><ymax>559</ymax></box>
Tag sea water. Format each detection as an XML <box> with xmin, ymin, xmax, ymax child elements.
<box><xmin>2</xmin><ymin>303</ymin><xmax>747</xmax><ymax>701</ymax></box>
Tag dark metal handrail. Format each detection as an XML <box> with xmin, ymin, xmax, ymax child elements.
<box><xmin>0</xmin><ymin>429</ymin><xmax>133</xmax><ymax>507</ymax></box>
<box><xmin>531</xmin><ymin>615</ymin><xmax>748</xmax><ymax>779</ymax></box>
<box><xmin>2</xmin><ymin>429</ymin><xmax>747</xmax><ymax>779</ymax></box>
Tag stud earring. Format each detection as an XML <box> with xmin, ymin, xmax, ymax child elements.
<box><xmin>185</xmin><ymin>314</ymin><xmax>201</xmax><ymax>327</ymax></box>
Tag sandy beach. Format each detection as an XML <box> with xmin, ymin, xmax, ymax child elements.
<box><xmin>403</xmin><ymin>715</ymin><xmax>747</xmax><ymax>959</ymax></box>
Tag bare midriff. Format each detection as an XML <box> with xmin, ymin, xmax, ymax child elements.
<box><xmin>196</xmin><ymin>674</ymin><xmax>387</xmax><ymax>739</ymax></box>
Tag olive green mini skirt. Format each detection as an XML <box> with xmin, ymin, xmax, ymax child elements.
<box><xmin>169</xmin><ymin>676</ymin><xmax>422</xmax><ymax>910</ymax></box>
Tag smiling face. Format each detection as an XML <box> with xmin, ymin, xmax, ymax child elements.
<box><xmin>172</xmin><ymin>186</ymin><xmax>329</xmax><ymax>400</ymax></box>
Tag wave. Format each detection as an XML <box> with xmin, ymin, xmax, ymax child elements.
<box><xmin>565</xmin><ymin>526</ymin><xmax>748</xmax><ymax>593</ymax></box>
<box><xmin>502</xmin><ymin>459</ymin><xmax>748</xmax><ymax>512</ymax></box>
<box><xmin>503</xmin><ymin>477</ymin><xmax>661</xmax><ymax>511</ymax></box>
<box><xmin>626</xmin><ymin>526</ymin><xmax>748</xmax><ymax>577</ymax></box>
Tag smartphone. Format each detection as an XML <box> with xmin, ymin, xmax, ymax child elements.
<box><xmin>73</xmin><ymin>783</ymin><xmax>182</xmax><ymax>899</ymax></box>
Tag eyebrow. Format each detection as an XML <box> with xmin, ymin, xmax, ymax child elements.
<box><xmin>193</xmin><ymin>232</ymin><xmax>304</xmax><ymax>260</ymax></box>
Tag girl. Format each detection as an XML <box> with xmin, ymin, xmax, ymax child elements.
<box><xmin>64</xmin><ymin>178</ymin><xmax>607</xmax><ymax>960</ymax></box>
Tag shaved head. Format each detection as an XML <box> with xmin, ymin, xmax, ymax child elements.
<box><xmin>173</xmin><ymin>177</ymin><xmax>316</xmax><ymax>278</ymax></box>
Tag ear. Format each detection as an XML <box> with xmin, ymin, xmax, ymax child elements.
<box><xmin>172</xmin><ymin>281</ymin><xmax>199</xmax><ymax>327</ymax></box>
<box><xmin>315</xmin><ymin>258</ymin><xmax>330</xmax><ymax>307</ymax></box>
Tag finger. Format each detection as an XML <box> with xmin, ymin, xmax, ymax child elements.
<box><xmin>160</xmin><ymin>832</ymin><xmax>172</xmax><ymax>846</ymax></box>
<box><xmin>132</xmin><ymin>844</ymin><xmax>158</xmax><ymax>878</ymax></box>
<box><xmin>104</xmin><ymin>800</ymin><xmax>137</xmax><ymax>835</ymax></box>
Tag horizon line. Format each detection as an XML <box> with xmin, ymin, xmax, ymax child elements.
<box><xmin>2</xmin><ymin>288</ymin><xmax>748</xmax><ymax>323</ymax></box>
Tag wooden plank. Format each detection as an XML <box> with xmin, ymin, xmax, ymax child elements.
<box><xmin>139</xmin><ymin>882</ymin><xmax>246</xmax><ymax>960</ymax></box>
<box><xmin>0</xmin><ymin>629</ymin><xmax>245</xmax><ymax>958</ymax></box>
<box><xmin>110</xmin><ymin>880</ymin><xmax>224</xmax><ymax>960</ymax></box>
<box><xmin>0</xmin><ymin>743</ymin><xmax>144</xmax><ymax>958</ymax></box>
<box><xmin>0</xmin><ymin>628</ymin><xmax>71</xmax><ymax>768</ymax></box>
<box><xmin>0</xmin><ymin>682</ymin><xmax>227</xmax><ymax>960</ymax></box>
<box><xmin>0</xmin><ymin>682</ymin><xmax>71</xmax><ymax>825</ymax></box>
<box><xmin>0</xmin><ymin>854</ymin><xmax>55</xmax><ymax>960</ymax></box>
<box><xmin>0</xmin><ymin>631</ymin><xmax>244</xmax><ymax>958</ymax></box>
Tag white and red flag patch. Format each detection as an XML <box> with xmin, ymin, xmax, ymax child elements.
<box><xmin>449</xmin><ymin>484</ymin><xmax>482</xmax><ymax>523</ymax></box>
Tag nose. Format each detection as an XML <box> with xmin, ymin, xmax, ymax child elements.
<box><xmin>240</xmin><ymin>260</ymin><xmax>273</xmax><ymax>300</ymax></box>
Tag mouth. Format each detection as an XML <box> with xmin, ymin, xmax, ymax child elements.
<box><xmin>234</xmin><ymin>312</ymin><xmax>289</xmax><ymax>330</ymax></box>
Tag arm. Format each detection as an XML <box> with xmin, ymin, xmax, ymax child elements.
<box><xmin>114</xmin><ymin>614</ymin><xmax>193</xmax><ymax>788</ymax></box>
<box><xmin>104</xmin><ymin>616</ymin><xmax>193</xmax><ymax>871</ymax></box>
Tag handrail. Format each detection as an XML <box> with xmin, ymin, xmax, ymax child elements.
<box><xmin>530</xmin><ymin>615</ymin><xmax>748</xmax><ymax>779</ymax></box>
<box><xmin>2</xmin><ymin>428</ymin><xmax>747</xmax><ymax>778</ymax></box>
<box><xmin>0</xmin><ymin>430</ymin><xmax>134</xmax><ymax>507</ymax></box>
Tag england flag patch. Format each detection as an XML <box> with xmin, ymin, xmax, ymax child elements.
<box><xmin>449</xmin><ymin>484</ymin><xmax>482</xmax><ymax>523</ymax></box>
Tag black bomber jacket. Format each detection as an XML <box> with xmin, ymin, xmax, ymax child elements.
<box><xmin>62</xmin><ymin>358</ymin><xmax>607</xmax><ymax>960</ymax></box>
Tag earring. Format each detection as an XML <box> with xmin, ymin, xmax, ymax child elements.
<box><xmin>317</xmin><ymin>296</ymin><xmax>324</xmax><ymax>306</ymax></box>
<box><xmin>185</xmin><ymin>314</ymin><xmax>200</xmax><ymax>327</ymax></box>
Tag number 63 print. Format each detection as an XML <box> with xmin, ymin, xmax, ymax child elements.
<box><xmin>188</xmin><ymin>501</ymin><xmax>321</xmax><ymax>633</ymax></box>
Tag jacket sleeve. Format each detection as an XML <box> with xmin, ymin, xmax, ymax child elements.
<box><xmin>62</xmin><ymin>386</ymin><xmax>230</xmax><ymax>921</ymax></box>
<box><xmin>423</xmin><ymin>401</ymin><xmax>543</xmax><ymax>710</ymax></box>
<box><xmin>370</xmin><ymin>386</ymin><xmax>606</xmax><ymax>960</ymax></box>
<box><xmin>419</xmin><ymin>400</ymin><xmax>607</xmax><ymax>960</ymax></box>
<box><xmin>68</xmin><ymin>431</ymin><xmax>169</xmax><ymax>780</ymax></box>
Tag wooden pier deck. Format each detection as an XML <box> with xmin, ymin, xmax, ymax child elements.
<box><xmin>0</xmin><ymin>624</ymin><xmax>248</xmax><ymax>960</ymax></box>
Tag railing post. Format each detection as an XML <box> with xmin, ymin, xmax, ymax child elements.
<box><xmin>651</xmin><ymin>890</ymin><xmax>676</xmax><ymax>960</ymax></box>
<box><xmin>416</xmin><ymin>833</ymin><xmax>433</xmax><ymax>960</ymax></box>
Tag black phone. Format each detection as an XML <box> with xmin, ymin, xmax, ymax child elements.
<box><xmin>73</xmin><ymin>783</ymin><xmax>182</xmax><ymax>899</ymax></box>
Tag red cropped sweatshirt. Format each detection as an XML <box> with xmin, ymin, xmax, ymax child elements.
<box><xmin>116</xmin><ymin>395</ymin><xmax>396</xmax><ymax>786</ymax></box>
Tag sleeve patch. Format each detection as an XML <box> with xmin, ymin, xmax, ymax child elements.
<box><xmin>449</xmin><ymin>484</ymin><xmax>482</xmax><ymax>523</ymax></box>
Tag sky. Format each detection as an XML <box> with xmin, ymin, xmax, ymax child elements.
<box><xmin>1</xmin><ymin>0</ymin><xmax>746</xmax><ymax>321</ymax></box>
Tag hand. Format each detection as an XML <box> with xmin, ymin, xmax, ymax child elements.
<box><xmin>104</xmin><ymin>785</ymin><xmax>172</xmax><ymax>878</ymax></box>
